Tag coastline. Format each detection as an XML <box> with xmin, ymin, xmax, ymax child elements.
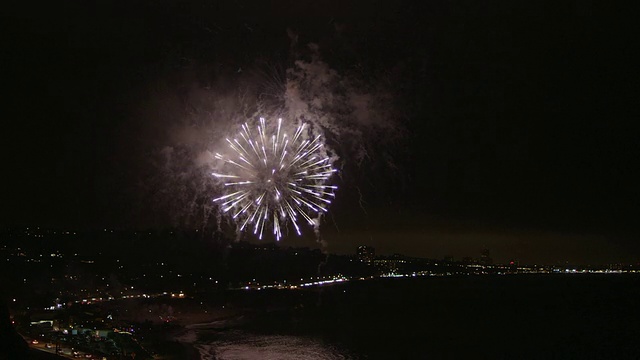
<box><xmin>172</xmin><ymin>328</ymin><xmax>201</xmax><ymax>360</ymax></box>
<box><xmin>170</xmin><ymin>314</ymin><xmax>248</xmax><ymax>360</ymax></box>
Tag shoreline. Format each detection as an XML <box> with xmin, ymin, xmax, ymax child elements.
<box><xmin>170</xmin><ymin>314</ymin><xmax>249</xmax><ymax>360</ymax></box>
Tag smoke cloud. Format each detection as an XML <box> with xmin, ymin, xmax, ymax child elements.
<box><xmin>130</xmin><ymin>33</ymin><xmax>405</xmax><ymax>239</ymax></box>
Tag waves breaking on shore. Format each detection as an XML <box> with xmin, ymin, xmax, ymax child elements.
<box><xmin>178</xmin><ymin>325</ymin><xmax>352</xmax><ymax>360</ymax></box>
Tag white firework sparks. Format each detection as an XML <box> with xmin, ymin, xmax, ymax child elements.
<box><xmin>212</xmin><ymin>117</ymin><xmax>337</xmax><ymax>240</ymax></box>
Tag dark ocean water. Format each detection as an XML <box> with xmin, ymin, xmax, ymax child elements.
<box><xmin>187</xmin><ymin>274</ymin><xmax>640</xmax><ymax>359</ymax></box>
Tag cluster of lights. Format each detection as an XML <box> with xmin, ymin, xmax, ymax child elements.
<box><xmin>299</xmin><ymin>277</ymin><xmax>348</xmax><ymax>287</ymax></box>
<box><xmin>240</xmin><ymin>276</ymin><xmax>349</xmax><ymax>290</ymax></box>
<box><xmin>70</xmin><ymin>291</ymin><xmax>186</xmax><ymax>304</ymax></box>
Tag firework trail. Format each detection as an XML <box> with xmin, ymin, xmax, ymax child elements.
<box><xmin>212</xmin><ymin>117</ymin><xmax>337</xmax><ymax>240</ymax></box>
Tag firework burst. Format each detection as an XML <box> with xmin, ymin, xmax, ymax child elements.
<box><xmin>212</xmin><ymin>117</ymin><xmax>337</xmax><ymax>240</ymax></box>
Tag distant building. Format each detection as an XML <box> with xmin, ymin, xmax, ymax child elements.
<box><xmin>357</xmin><ymin>245</ymin><xmax>375</xmax><ymax>263</ymax></box>
<box><xmin>374</xmin><ymin>259</ymin><xmax>397</xmax><ymax>272</ymax></box>
<box><xmin>480</xmin><ymin>248</ymin><xmax>493</xmax><ymax>265</ymax></box>
<box><xmin>462</xmin><ymin>256</ymin><xmax>475</xmax><ymax>265</ymax></box>
<box><xmin>443</xmin><ymin>255</ymin><xmax>454</xmax><ymax>263</ymax></box>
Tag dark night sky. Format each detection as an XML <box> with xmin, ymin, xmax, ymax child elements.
<box><xmin>2</xmin><ymin>1</ymin><xmax>639</xmax><ymax>264</ymax></box>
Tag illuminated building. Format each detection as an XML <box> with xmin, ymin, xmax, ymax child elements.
<box><xmin>357</xmin><ymin>245</ymin><xmax>375</xmax><ymax>263</ymax></box>
<box><xmin>480</xmin><ymin>248</ymin><xmax>493</xmax><ymax>265</ymax></box>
